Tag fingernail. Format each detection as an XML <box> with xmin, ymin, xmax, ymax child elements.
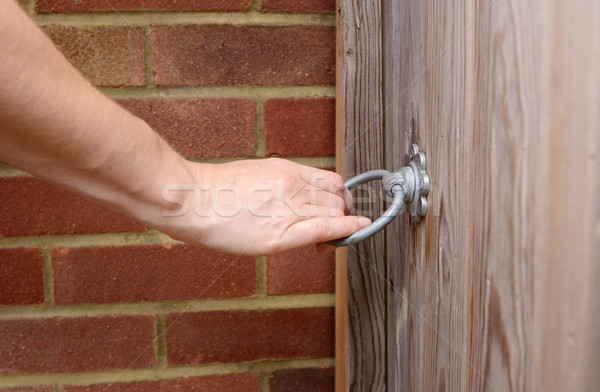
<box><xmin>358</xmin><ymin>217</ymin><xmax>371</xmax><ymax>227</ymax></box>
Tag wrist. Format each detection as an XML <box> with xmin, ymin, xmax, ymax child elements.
<box><xmin>142</xmin><ymin>159</ymin><xmax>211</xmax><ymax>245</ymax></box>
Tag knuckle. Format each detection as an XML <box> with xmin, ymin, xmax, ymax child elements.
<box><xmin>280</xmin><ymin>175</ymin><xmax>298</xmax><ymax>192</ymax></box>
<box><xmin>346</xmin><ymin>195</ymin><xmax>354</xmax><ymax>212</ymax></box>
<box><xmin>329</xmin><ymin>172</ymin><xmax>345</xmax><ymax>189</ymax></box>
<box><xmin>313</xmin><ymin>219</ymin><xmax>328</xmax><ymax>239</ymax></box>
<box><xmin>277</xmin><ymin>158</ymin><xmax>296</xmax><ymax>170</ymax></box>
<box><xmin>334</xmin><ymin>194</ymin><xmax>346</xmax><ymax>211</ymax></box>
<box><xmin>267</xmin><ymin>157</ymin><xmax>284</xmax><ymax>165</ymax></box>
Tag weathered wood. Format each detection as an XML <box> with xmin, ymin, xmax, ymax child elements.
<box><xmin>384</xmin><ymin>0</ymin><xmax>476</xmax><ymax>390</ymax></box>
<box><xmin>541</xmin><ymin>0</ymin><xmax>600</xmax><ymax>389</ymax></box>
<box><xmin>381</xmin><ymin>0</ymin><xmax>600</xmax><ymax>392</ymax></box>
<box><xmin>335</xmin><ymin>0</ymin><xmax>386</xmax><ymax>390</ymax></box>
<box><xmin>337</xmin><ymin>0</ymin><xmax>599</xmax><ymax>390</ymax></box>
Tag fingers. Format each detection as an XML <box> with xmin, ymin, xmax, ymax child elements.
<box><xmin>296</xmin><ymin>205</ymin><xmax>345</xmax><ymax>219</ymax></box>
<box><xmin>282</xmin><ymin>215</ymin><xmax>371</xmax><ymax>248</ymax></box>
<box><xmin>292</xmin><ymin>185</ymin><xmax>347</xmax><ymax>212</ymax></box>
<box><xmin>296</xmin><ymin>166</ymin><xmax>353</xmax><ymax>213</ymax></box>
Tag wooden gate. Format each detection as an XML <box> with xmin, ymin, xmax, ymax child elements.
<box><xmin>335</xmin><ymin>0</ymin><xmax>600</xmax><ymax>391</ymax></box>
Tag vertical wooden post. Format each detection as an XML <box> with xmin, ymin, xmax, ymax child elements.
<box><xmin>335</xmin><ymin>0</ymin><xmax>385</xmax><ymax>390</ymax></box>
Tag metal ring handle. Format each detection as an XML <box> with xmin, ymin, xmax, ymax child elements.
<box><xmin>326</xmin><ymin>170</ymin><xmax>405</xmax><ymax>246</ymax></box>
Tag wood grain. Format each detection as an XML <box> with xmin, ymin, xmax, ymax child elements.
<box><xmin>336</xmin><ymin>0</ymin><xmax>386</xmax><ymax>390</ymax></box>
<box><xmin>384</xmin><ymin>0</ymin><xmax>476</xmax><ymax>390</ymax></box>
<box><xmin>541</xmin><ymin>0</ymin><xmax>600</xmax><ymax>389</ymax></box>
<box><xmin>380</xmin><ymin>0</ymin><xmax>600</xmax><ymax>391</ymax></box>
<box><xmin>338</xmin><ymin>0</ymin><xmax>599</xmax><ymax>390</ymax></box>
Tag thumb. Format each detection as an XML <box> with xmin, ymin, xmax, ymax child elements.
<box><xmin>285</xmin><ymin>215</ymin><xmax>371</xmax><ymax>248</ymax></box>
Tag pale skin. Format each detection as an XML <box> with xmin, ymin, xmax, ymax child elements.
<box><xmin>0</xmin><ymin>1</ymin><xmax>370</xmax><ymax>256</ymax></box>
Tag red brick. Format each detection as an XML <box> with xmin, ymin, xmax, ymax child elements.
<box><xmin>167</xmin><ymin>307</ymin><xmax>334</xmax><ymax>364</ymax></box>
<box><xmin>0</xmin><ymin>248</ymin><xmax>45</xmax><ymax>305</ymax></box>
<box><xmin>64</xmin><ymin>373</ymin><xmax>258</xmax><ymax>392</ymax></box>
<box><xmin>0</xmin><ymin>387</ymin><xmax>53</xmax><ymax>392</ymax></box>
<box><xmin>43</xmin><ymin>25</ymin><xmax>144</xmax><ymax>87</ymax></box>
<box><xmin>0</xmin><ymin>315</ymin><xmax>155</xmax><ymax>374</ymax></box>
<box><xmin>52</xmin><ymin>244</ymin><xmax>256</xmax><ymax>304</ymax></box>
<box><xmin>264</xmin><ymin>98</ymin><xmax>335</xmax><ymax>157</ymax></box>
<box><xmin>0</xmin><ymin>177</ymin><xmax>144</xmax><ymax>236</ymax></box>
<box><xmin>118</xmin><ymin>98</ymin><xmax>256</xmax><ymax>158</ymax></box>
<box><xmin>262</xmin><ymin>0</ymin><xmax>335</xmax><ymax>13</ymax></box>
<box><xmin>152</xmin><ymin>25</ymin><xmax>335</xmax><ymax>86</ymax></box>
<box><xmin>270</xmin><ymin>367</ymin><xmax>334</xmax><ymax>392</ymax></box>
<box><xmin>38</xmin><ymin>0</ymin><xmax>251</xmax><ymax>12</ymax></box>
<box><xmin>267</xmin><ymin>245</ymin><xmax>334</xmax><ymax>294</ymax></box>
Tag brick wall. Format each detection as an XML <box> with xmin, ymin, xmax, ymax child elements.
<box><xmin>0</xmin><ymin>1</ymin><xmax>336</xmax><ymax>390</ymax></box>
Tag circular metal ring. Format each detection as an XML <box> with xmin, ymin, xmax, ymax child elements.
<box><xmin>326</xmin><ymin>170</ymin><xmax>405</xmax><ymax>246</ymax></box>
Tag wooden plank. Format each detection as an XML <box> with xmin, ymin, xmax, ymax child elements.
<box><xmin>335</xmin><ymin>0</ymin><xmax>386</xmax><ymax>390</ymax></box>
<box><xmin>465</xmin><ymin>2</ymin><xmax>550</xmax><ymax>389</ymax></box>
<box><xmin>383</xmin><ymin>0</ymin><xmax>600</xmax><ymax>391</ymax></box>
<box><xmin>334</xmin><ymin>249</ymin><xmax>347</xmax><ymax>392</ymax></box>
<box><xmin>382</xmin><ymin>1</ymin><xmax>428</xmax><ymax>391</ymax></box>
<box><xmin>336</xmin><ymin>0</ymin><xmax>599</xmax><ymax>390</ymax></box>
<box><xmin>541</xmin><ymin>0</ymin><xmax>600</xmax><ymax>389</ymax></box>
<box><xmin>334</xmin><ymin>4</ymin><xmax>347</xmax><ymax>386</ymax></box>
<box><xmin>384</xmin><ymin>0</ymin><xmax>476</xmax><ymax>390</ymax></box>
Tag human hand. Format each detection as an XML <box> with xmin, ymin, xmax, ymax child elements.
<box><xmin>160</xmin><ymin>158</ymin><xmax>370</xmax><ymax>256</ymax></box>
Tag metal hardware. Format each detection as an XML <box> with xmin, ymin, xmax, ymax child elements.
<box><xmin>403</xmin><ymin>143</ymin><xmax>429</xmax><ymax>223</ymax></box>
<box><xmin>327</xmin><ymin>144</ymin><xmax>430</xmax><ymax>246</ymax></box>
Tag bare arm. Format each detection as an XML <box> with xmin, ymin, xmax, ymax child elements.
<box><xmin>0</xmin><ymin>1</ymin><xmax>369</xmax><ymax>255</ymax></box>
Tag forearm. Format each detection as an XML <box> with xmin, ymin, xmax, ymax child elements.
<box><xmin>0</xmin><ymin>1</ymin><xmax>369</xmax><ymax>255</ymax></box>
<box><xmin>0</xmin><ymin>1</ymin><xmax>192</xmax><ymax>229</ymax></box>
